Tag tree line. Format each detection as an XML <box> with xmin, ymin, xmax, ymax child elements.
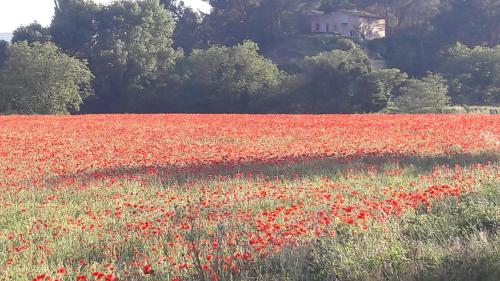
<box><xmin>0</xmin><ymin>0</ymin><xmax>498</xmax><ymax>114</ymax></box>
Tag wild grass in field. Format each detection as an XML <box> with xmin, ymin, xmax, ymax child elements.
<box><xmin>0</xmin><ymin>115</ymin><xmax>498</xmax><ymax>281</ymax></box>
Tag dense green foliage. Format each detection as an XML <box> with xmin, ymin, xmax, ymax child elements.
<box><xmin>50</xmin><ymin>0</ymin><xmax>182</xmax><ymax>113</ymax></box>
<box><xmin>172</xmin><ymin>8</ymin><xmax>203</xmax><ymax>53</ymax></box>
<box><xmin>393</xmin><ymin>73</ymin><xmax>450</xmax><ymax>113</ymax></box>
<box><xmin>199</xmin><ymin>0</ymin><xmax>309</xmax><ymax>49</ymax></box>
<box><xmin>12</xmin><ymin>22</ymin><xmax>52</xmax><ymax>44</ymax></box>
<box><xmin>181</xmin><ymin>41</ymin><xmax>285</xmax><ymax>113</ymax></box>
<box><xmin>0</xmin><ymin>0</ymin><xmax>498</xmax><ymax>114</ymax></box>
<box><xmin>366</xmin><ymin>0</ymin><xmax>499</xmax><ymax>76</ymax></box>
<box><xmin>51</xmin><ymin>0</ymin><xmax>98</xmax><ymax>58</ymax></box>
<box><xmin>432</xmin><ymin>0</ymin><xmax>499</xmax><ymax>47</ymax></box>
<box><xmin>0</xmin><ymin>41</ymin><xmax>7</xmax><ymax>68</ymax></box>
<box><xmin>319</xmin><ymin>0</ymin><xmax>356</xmax><ymax>12</ymax></box>
<box><xmin>0</xmin><ymin>42</ymin><xmax>93</xmax><ymax>114</ymax></box>
<box><xmin>265</xmin><ymin>46</ymin><xmax>407</xmax><ymax>113</ymax></box>
<box><xmin>89</xmin><ymin>0</ymin><xmax>182</xmax><ymax>112</ymax></box>
<box><xmin>440</xmin><ymin>43</ymin><xmax>500</xmax><ymax>105</ymax></box>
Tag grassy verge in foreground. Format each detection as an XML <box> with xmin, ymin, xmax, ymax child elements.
<box><xmin>1</xmin><ymin>154</ymin><xmax>498</xmax><ymax>281</ymax></box>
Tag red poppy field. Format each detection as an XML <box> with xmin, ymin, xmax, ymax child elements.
<box><xmin>0</xmin><ymin>114</ymin><xmax>499</xmax><ymax>281</ymax></box>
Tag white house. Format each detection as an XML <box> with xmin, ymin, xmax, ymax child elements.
<box><xmin>310</xmin><ymin>10</ymin><xmax>386</xmax><ymax>40</ymax></box>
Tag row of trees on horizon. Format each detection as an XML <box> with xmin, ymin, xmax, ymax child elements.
<box><xmin>0</xmin><ymin>0</ymin><xmax>498</xmax><ymax>114</ymax></box>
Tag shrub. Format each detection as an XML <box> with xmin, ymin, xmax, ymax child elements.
<box><xmin>0</xmin><ymin>41</ymin><xmax>93</xmax><ymax>114</ymax></box>
<box><xmin>394</xmin><ymin>73</ymin><xmax>450</xmax><ymax>113</ymax></box>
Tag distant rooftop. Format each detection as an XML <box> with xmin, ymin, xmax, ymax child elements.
<box><xmin>310</xmin><ymin>9</ymin><xmax>384</xmax><ymax>19</ymax></box>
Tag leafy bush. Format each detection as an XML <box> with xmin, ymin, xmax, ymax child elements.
<box><xmin>181</xmin><ymin>41</ymin><xmax>286</xmax><ymax>113</ymax></box>
<box><xmin>267</xmin><ymin>46</ymin><xmax>407</xmax><ymax>113</ymax></box>
<box><xmin>0</xmin><ymin>42</ymin><xmax>93</xmax><ymax>114</ymax></box>
<box><xmin>12</xmin><ymin>22</ymin><xmax>52</xmax><ymax>44</ymax></box>
<box><xmin>440</xmin><ymin>43</ymin><xmax>500</xmax><ymax>105</ymax></box>
<box><xmin>393</xmin><ymin>73</ymin><xmax>450</xmax><ymax>113</ymax></box>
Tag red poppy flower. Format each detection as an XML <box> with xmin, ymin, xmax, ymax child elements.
<box><xmin>143</xmin><ymin>264</ymin><xmax>154</xmax><ymax>275</ymax></box>
<box><xmin>56</xmin><ymin>268</ymin><xmax>67</xmax><ymax>275</ymax></box>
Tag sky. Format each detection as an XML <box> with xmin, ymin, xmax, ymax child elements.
<box><xmin>0</xmin><ymin>0</ymin><xmax>210</xmax><ymax>33</ymax></box>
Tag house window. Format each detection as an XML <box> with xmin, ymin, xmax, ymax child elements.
<box><xmin>333</xmin><ymin>24</ymin><xmax>337</xmax><ymax>31</ymax></box>
<box><xmin>315</xmin><ymin>23</ymin><xmax>320</xmax><ymax>31</ymax></box>
<box><xmin>350</xmin><ymin>30</ymin><xmax>356</xmax><ymax>37</ymax></box>
<box><xmin>326</xmin><ymin>24</ymin><xmax>329</xmax><ymax>32</ymax></box>
<box><xmin>341</xmin><ymin>15</ymin><xmax>348</xmax><ymax>24</ymax></box>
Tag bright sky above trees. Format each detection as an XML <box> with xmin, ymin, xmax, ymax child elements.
<box><xmin>0</xmin><ymin>0</ymin><xmax>210</xmax><ymax>33</ymax></box>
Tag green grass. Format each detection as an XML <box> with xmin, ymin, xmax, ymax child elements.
<box><xmin>0</xmin><ymin>154</ymin><xmax>498</xmax><ymax>280</ymax></box>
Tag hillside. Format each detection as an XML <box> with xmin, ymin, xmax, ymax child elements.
<box><xmin>264</xmin><ymin>34</ymin><xmax>385</xmax><ymax>72</ymax></box>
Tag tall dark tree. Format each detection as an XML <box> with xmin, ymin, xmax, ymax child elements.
<box><xmin>201</xmin><ymin>0</ymin><xmax>257</xmax><ymax>46</ymax></box>
<box><xmin>51</xmin><ymin>0</ymin><xmax>182</xmax><ymax>113</ymax></box>
<box><xmin>368</xmin><ymin>33</ymin><xmax>441</xmax><ymax>76</ymax></box>
<box><xmin>432</xmin><ymin>0</ymin><xmax>500</xmax><ymax>46</ymax></box>
<box><xmin>51</xmin><ymin>0</ymin><xmax>98</xmax><ymax>57</ymax></box>
<box><xmin>12</xmin><ymin>22</ymin><xmax>52</xmax><ymax>44</ymax></box>
<box><xmin>182</xmin><ymin>41</ymin><xmax>285</xmax><ymax>112</ymax></box>
<box><xmin>88</xmin><ymin>0</ymin><xmax>182</xmax><ymax>112</ymax></box>
<box><xmin>173</xmin><ymin>7</ymin><xmax>204</xmax><ymax>52</ymax></box>
<box><xmin>367</xmin><ymin>0</ymin><xmax>499</xmax><ymax>76</ymax></box>
<box><xmin>393</xmin><ymin>73</ymin><xmax>450</xmax><ymax>113</ymax></box>
<box><xmin>0</xmin><ymin>40</ymin><xmax>8</xmax><ymax>112</ymax></box>
<box><xmin>440</xmin><ymin>43</ymin><xmax>500</xmax><ymax>105</ymax></box>
<box><xmin>0</xmin><ymin>41</ymin><xmax>8</xmax><ymax>68</ymax></box>
<box><xmin>0</xmin><ymin>42</ymin><xmax>93</xmax><ymax>114</ymax></box>
<box><xmin>278</xmin><ymin>45</ymin><xmax>407</xmax><ymax>113</ymax></box>
<box><xmin>319</xmin><ymin>0</ymin><xmax>356</xmax><ymax>12</ymax></box>
<box><xmin>159</xmin><ymin>0</ymin><xmax>187</xmax><ymax>19</ymax></box>
<box><xmin>202</xmin><ymin>0</ymin><xmax>309</xmax><ymax>49</ymax></box>
<box><xmin>249</xmin><ymin>0</ymin><xmax>309</xmax><ymax>48</ymax></box>
<box><xmin>354</xmin><ymin>0</ymin><xmax>443</xmax><ymax>34</ymax></box>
